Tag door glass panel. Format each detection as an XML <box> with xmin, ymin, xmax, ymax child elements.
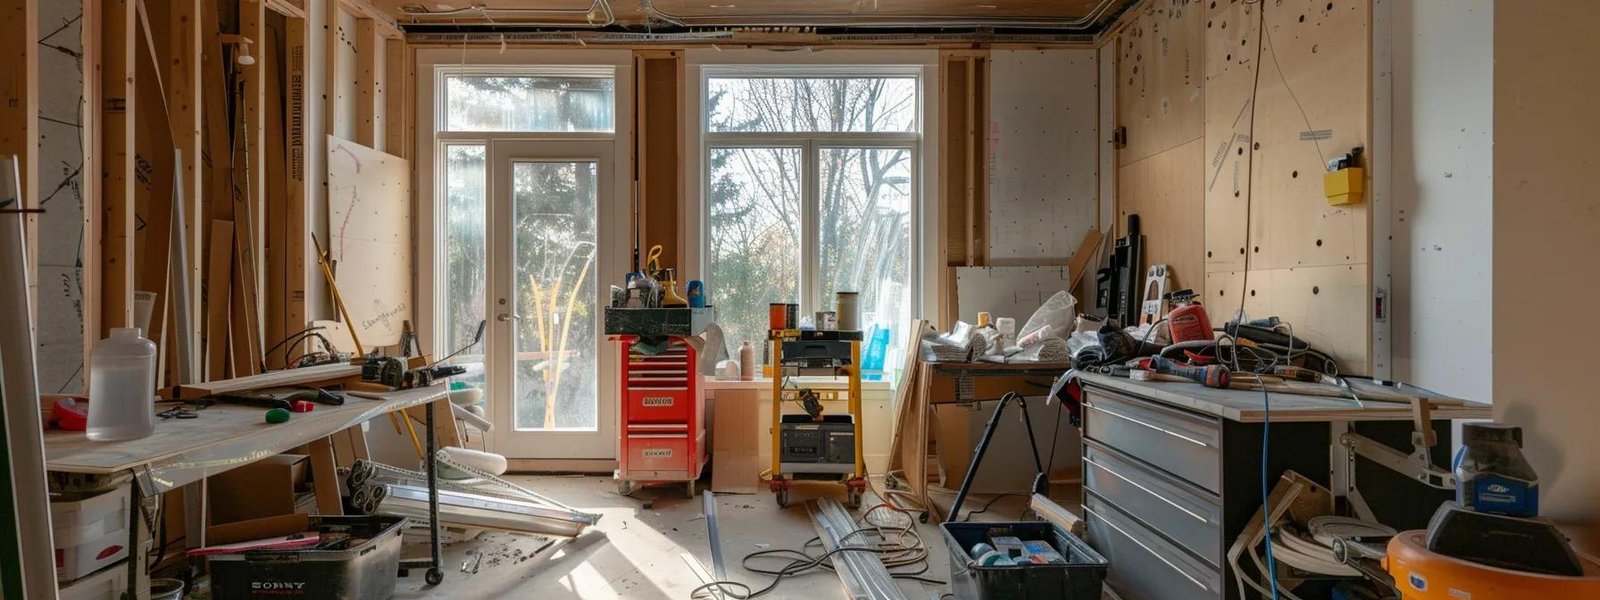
<box><xmin>706</xmin><ymin>146</ymin><xmax>803</xmax><ymax>358</ymax></box>
<box><xmin>442</xmin><ymin>144</ymin><xmax>487</xmax><ymax>391</ymax></box>
<box><xmin>819</xmin><ymin>147</ymin><xmax>913</xmax><ymax>374</ymax></box>
<box><xmin>706</xmin><ymin>77</ymin><xmax>918</xmax><ymax>133</ymax></box>
<box><xmin>513</xmin><ymin>161</ymin><xmax>599</xmax><ymax>431</ymax></box>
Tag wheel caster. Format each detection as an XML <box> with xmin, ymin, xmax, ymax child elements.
<box><xmin>617</xmin><ymin>480</ymin><xmax>636</xmax><ymax>496</ymax></box>
<box><xmin>425</xmin><ymin>568</ymin><xmax>444</xmax><ymax>586</ymax></box>
<box><xmin>846</xmin><ymin>489</ymin><xmax>863</xmax><ymax>509</ymax></box>
<box><xmin>775</xmin><ymin>489</ymin><xmax>790</xmax><ymax>508</ymax></box>
<box><xmin>918</xmin><ymin>511</ymin><xmax>929</xmax><ymax>524</ymax></box>
<box><xmin>685</xmin><ymin>480</ymin><xmax>698</xmax><ymax>498</ymax></box>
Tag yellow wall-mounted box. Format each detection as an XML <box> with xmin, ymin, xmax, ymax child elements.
<box><xmin>1324</xmin><ymin>167</ymin><xmax>1366</xmax><ymax>205</ymax></box>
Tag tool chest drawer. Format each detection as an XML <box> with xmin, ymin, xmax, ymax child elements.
<box><xmin>1083</xmin><ymin>388</ymin><xmax>1223</xmax><ymax>494</ymax></box>
<box><xmin>1083</xmin><ymin>440</ymin><xmax>1223</xmax><ymax>567</ymax></box>
<box><xmin>625</xmin><ymin>388</ymin><xmax>695</xmax><ymax>423</ymax></box>
<box><xmin>621</xmin><ymin>427</ymin><xmax>703</xmax><ymax>479</ymax></box>
<box><xmin>1085</xmin><ymin>493</ymin><xmax>1225</xmax><ymax>600</ymax></box>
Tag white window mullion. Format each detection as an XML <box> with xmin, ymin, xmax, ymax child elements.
<box><xmin>801</xmin><ymin>140</ymin><xmax>820</xmax><ymax>317</ymax></box>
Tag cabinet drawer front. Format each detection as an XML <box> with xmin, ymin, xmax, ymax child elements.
<box><xmin>1083</xmin><ymin>389</ymin><xmax>1223</xmax><ymax>493</ymax></box>
<box><xmin>625</xmin><ymin>389</ymin><xmax>694</xmax><ymax>424</ymax></box>
<box><xmin>1085</xmin><ymin>494</ymin><xmax>1224</xmax><ymax>600</ymax></box>
<box><xmin>1084</xmin><ymin>441</ymin><xmax>1223</xmax><ymax>567</ymax></box>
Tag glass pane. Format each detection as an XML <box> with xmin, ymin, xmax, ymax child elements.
<box><xmin>707</xmin><ymin>147</ymin><xmax>803</xmax><ymax>360</ymax></box>
<box><xmin>707</xmin><ymin>77</ymin><xmax>918</xmax><ymax>133</ymax></box>
<box><xmin>442</xmin><ymin>145</ymin><xmax>487</xmax><ymax>393</ymax></box>
<box><xmin>513</xmin><ymin>161</ymin><xmax>600</xmax><ymax>431</ymax></box>
<box><xmin>445</xmin><ymin>75</ymin><xmax>615</xmax><ymax>132</ymax></box>
<box><xmin>819</xmin><ymin>148</ymin><xmax>913</xmax><ymax>378</ymax></box>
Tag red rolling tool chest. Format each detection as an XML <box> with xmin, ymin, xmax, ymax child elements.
<box><xmin>614</xmin><ymin>335</ymin><xmax>707</xmax><ymax>496</ymax></box>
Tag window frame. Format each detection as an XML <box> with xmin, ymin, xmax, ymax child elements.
<box><xmin>698</xmin><ymin>65</ymin><xmax>927</xmax><ymax>318</ymax></box>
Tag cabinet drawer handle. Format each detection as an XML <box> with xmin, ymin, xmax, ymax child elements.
<box><xmin>1085</xmin><ymin>505</ymin><xmax>1211</xmax><ymax>592</ymax></box>
<box><xmin>1084</xmin><ymin>456</ymin><xmax>1210</xmax><ymax>524</ymax></box>
<box><xmin>628</xmin><ymin>433</ymin><xmax>688</xmax><ymax>439</ymax></box>
<box><xmin>1084</xmin><ymin>402</ymin><xmax>1212</xmax><ymax>448</ymax></box>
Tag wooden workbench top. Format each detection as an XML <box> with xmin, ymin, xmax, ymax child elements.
<box><xmin>1081</xmin><ymin>373</ymin><xmax>1492</xmax><ymax>423</ymax></box>
<box><xmin>44</xmin><ymin>386</ymin><xmax>447</xmax><ymax>486</ymax></box>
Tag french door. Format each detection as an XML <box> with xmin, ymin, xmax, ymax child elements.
<box><xmin>484</xmin><ymin>140</ymin><xmax>622</xmax><ymax>459</ymax></box>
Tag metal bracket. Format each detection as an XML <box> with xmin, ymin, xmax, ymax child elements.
<box><xmin>1340</xmin><ymin>432</ymin><xmax>1455</xmax><ymax>490</ymax></box>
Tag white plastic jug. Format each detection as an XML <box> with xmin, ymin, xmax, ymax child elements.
<box><xmin>87</xmin><ymin>327</ymin><xmax>157</xmax><ymax>441</ymax></box>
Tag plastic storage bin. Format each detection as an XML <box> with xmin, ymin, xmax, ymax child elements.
<box><xmin>57</xmin><ymin>564</ymin><xmax>127</xmax><ymax>600</ymax></box>
<box><xmin>940</xmin><ymin>521</ymin><xmax>1108</xmax><ymax>600</ymax></box>
<box><xmin>52</xmin><ymin>485</ymin><xmax>131</xmax><ymax>582</ymax></box>
<box><xmin>208</xmin><ymin>515</ymin><xmax>408</xmax><ymax>599</ymax></box>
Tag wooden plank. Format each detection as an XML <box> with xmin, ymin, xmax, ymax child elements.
<box><xmin>354</xmin><ymin>18</ymin><xmax>379</xmax><ymax>147</ymax></box>
<box><xmin>403</xmin><ymin>399</ymin><xmax>461</xmax><ymax>450</ymax></box>
<box><xmin>101</xmin><ymin>0</ymin><xmax>137</xmax><ymax>335</ymax></box>
<box><xmin>162</xmin><ymin>361</ymin><xmax>361</xmax><ymax>399</ymax></box>
<box><xmin>306</xmin><ymin>436</ymin><xmax>345</xmax><ymax>515</ymax></box>
<box><xmin>285</xmin><ymin>14</ymin><xmax>309</xmax><ymax>345</ymax></box>
<box><xmin>382</xmin><ymin>38</ymin><xmax>406</xmax><ymax>158</ymax></box>
<box><xmin>230</xmin><ymin>0</ymin><xmax>266</xmax><ymax>376</ymax></box>
<box><xmin>204</xmin><ymin>219</ymin><xmax>233</xmax><ymax>380</ymax></box>
<box><xmin>335</xmin><ymin>0</ymin><xmax>400</xmax><ymax>39</ymax></box>
<box><xmin>1066</xmin><ymin>227</ymin><xmax>1105</xmax><ymax>291</ymax></box>
<box><xmin>326</xmin><ymin>136</ymin><xmax>411</xmax><ymax>346</ymax></box>
<box><xmin>164</xmin><ymin>0</ymin><xmax>205</xmax><ymax>372</ymax></box>
<box><xmin>0</xmin><ymin>0</ymin><xmax>38</xmax><ymax>278</ymax></box>
<box><xmin>885</xmin><ymin>320</ymin><xmax>927</xmax><ymax>475</ymax></box>
<box><xmin>264</xmin><ymin>22</ymin><xmax>288</xmax><ymax>368</ymax></box>
<box><xmin>133</xmin><ymin>3</ymin><xmax>177</xmax><ymax>386</ymax></box>
<box><xmin>635</xmin><ymin>51</ymin><xmax>684</xmax><ymax>270</ymax></box>
<box><xmin>264</xmin><ymin>0</ymin><xmax>306</xmax><ymax>19</ymax></box>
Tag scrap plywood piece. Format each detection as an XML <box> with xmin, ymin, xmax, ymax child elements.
<box><xmin>327</xmin><ymin>135</ymin><xmax>411</xmax><ymax>346</ymax></box>
<box><xmin>1116</xmin><ymin>0</ymin><xmax>1205</xmax><ymax>166</ymax></box>
<box><xmin>1117</xmin><ymin>138</ymin><xmax>1206</xmax><ymax>294</ymax></box>
<box><xmin>939</xmin><ymin>51</ymin><xmax>988</xmax><ymax>268</ymax></box>
<box><xmin>162</xmin><ymin>362</ymin><xmax>362</xmax><ymax>400</ymax></box>
<box><xmin>205</xmin><ymin>220</ymin><xmax>234</xmax><ymax>380</ymax></box>
<box><xmin>954</xmin><ymin>266</ymin><xmax>1072</xmax><ymax>326</ymax></box>
<box><xmin>987</xmin><ymin>49</ymin><xmax>1099</xmax><ymax>264</ymax></box>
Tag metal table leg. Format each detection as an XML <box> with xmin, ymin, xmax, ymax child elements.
<box><xmin>424</xmin><ymin>401</ymin><xmax>442</xmax><ymax>585</ymax></box>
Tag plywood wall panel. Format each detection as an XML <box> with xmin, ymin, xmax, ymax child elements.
<box><xmin>1248</xmin><ymin>0</ymin><xmax>1369</xmax><ymax>271</ymax></box>
<box><xmin>1200</xmin><ymin>0</ymin><xmax>1260</xmax><ymax>274</ymax></box>
<box><xmin>1206</xmin><ymin>264</ymin><xmax>1369</xmax><ymax>374</ymax></box>
<box><xmin>1116</xmin><ymin>0</ymin><xmax>1204</xmax><ymax>166</ymax></box>
<box><xmin>1116</xmin><ymin>139</ymin><xmax>1205</xmax><ymax>294</ymax></box>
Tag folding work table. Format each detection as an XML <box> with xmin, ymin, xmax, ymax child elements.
<box><xmin>44</xmin><ymin>385</ymin><xmax>453</xmax><ymax>598</ymax></box>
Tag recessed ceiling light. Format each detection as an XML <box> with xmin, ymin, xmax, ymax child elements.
<box><xmin>976</xmin><ymin>4</ymin><xmax>998</xmax><ymax>8</ymax></box>
<box><xmin>710</xmin><ymin>3</ymin><xmax>736</xmax><ymax>8</ymax></box>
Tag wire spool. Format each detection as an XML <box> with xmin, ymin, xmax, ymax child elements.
<box><xmin>1271</xmin><ymin>527</ymin><xmax>1360</xmax><ymax>577</ymax></box>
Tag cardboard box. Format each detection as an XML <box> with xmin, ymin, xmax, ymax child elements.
<box><xmin>208</xmin><ymin>454</ymin><xmax>310</xmax><ymax>525</ymax></box>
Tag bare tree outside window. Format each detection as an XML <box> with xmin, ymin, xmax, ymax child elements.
<box><xmin>706</xmin><ymin>75</ymin><xmax>919</xmax><ymax>372</ymax></box>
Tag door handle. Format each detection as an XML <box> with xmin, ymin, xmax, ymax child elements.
<box><xmin>497</xmin><ymin>313</ymin><xmax>521</xmax><ymax>322</ymax></box>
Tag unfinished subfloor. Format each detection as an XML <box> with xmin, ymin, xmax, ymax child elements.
<box><xmin>391</xmin><ymin>475</ymin><xmax>1081</xmax><ymax>599</ymax></box>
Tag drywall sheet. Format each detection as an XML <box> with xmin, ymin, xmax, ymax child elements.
<box><xmin>954</xmin><ymin>266</ymin><xmax>1072</xmax><ymax>325</ymax></box>
<box><xmin>986</xmin><ymin>49</ymin><xmax>1098</xmax><ymax>264</ymax></box>
<box><xmin>1116</xmin><ymin>0</ymin><xmax>1205</xmax><ymax>166</ymax></box>
<box><xmin>35</xmin><ymin>0</ymin><xmax>85</xmax><ymax>393</ymax></box>
<box><xmin>327</xmin><ymin>136</ymin><xmax>411</xmax><ymax>346</ymax></box>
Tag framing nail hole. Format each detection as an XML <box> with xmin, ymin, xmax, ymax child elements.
<box><xmin>1313</xmin><ymin>286</ymin><xmax>1321</xmax><ymax>295</ymax></box>
<box><xmin>1316</xmin><ymin>239</ymin><xmax>1323</xmax><ymax>247</ymax></box>
<box><xmin>1292</xmin><ymin>170</ymin><xmax>1299</xmax><ymax>178</ymax></box>
<box><xmin>1250</xmin><ymin>290</ymin><xmax>1256</xmax><ymax>297</ymax></box>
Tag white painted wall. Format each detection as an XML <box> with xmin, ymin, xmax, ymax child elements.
<box><xmin>986</xmin><ymin>49</ymin><xmax>1099</xmax><ymax>265</ymax></box>
<box><xmin>1388</xmin><ymin>0</ymin><xmax>1494</xmax><ymax>402</ymax></box>
<box><xmin>1493</xmin><ymin>0</ymin><xmax>1600</xmax><ymax>556</ymax></box>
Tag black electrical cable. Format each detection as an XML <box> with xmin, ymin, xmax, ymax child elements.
<box><xmin>961</xmin><ymin>493</ymin><xmax>1029</xmax><ymax>521</ymax></box>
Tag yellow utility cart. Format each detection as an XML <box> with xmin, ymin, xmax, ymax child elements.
<box><xmin>766</xmin><ymin>328</ymin><xmax>866</xmax><ymax>508</ymax></box>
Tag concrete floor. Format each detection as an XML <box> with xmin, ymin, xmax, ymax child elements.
<box><xmin>389</xmin><ymin>475</ymin><xmax>1076</xmax><ymax>599</ymax></box>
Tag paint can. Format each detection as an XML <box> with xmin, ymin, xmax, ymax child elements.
<box><xmin>769</xmin><ymin>303</ymin><xmax>787</xmax><ymax>330</ymax></box>
<box><xmin>835</xmin><ymin>292</ymin><xmax>860</xmax><ymax>331</ymax></box>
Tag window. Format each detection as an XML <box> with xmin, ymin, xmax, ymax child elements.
<box><xmin>703</xmin><ymin>70</ymin><xmax>920</xmax><ymax>376</ymax></box>
<box><xmin>443</xmin><ymin>71</ymin><xmax>616</xmax><ymax>132</ymax></box>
